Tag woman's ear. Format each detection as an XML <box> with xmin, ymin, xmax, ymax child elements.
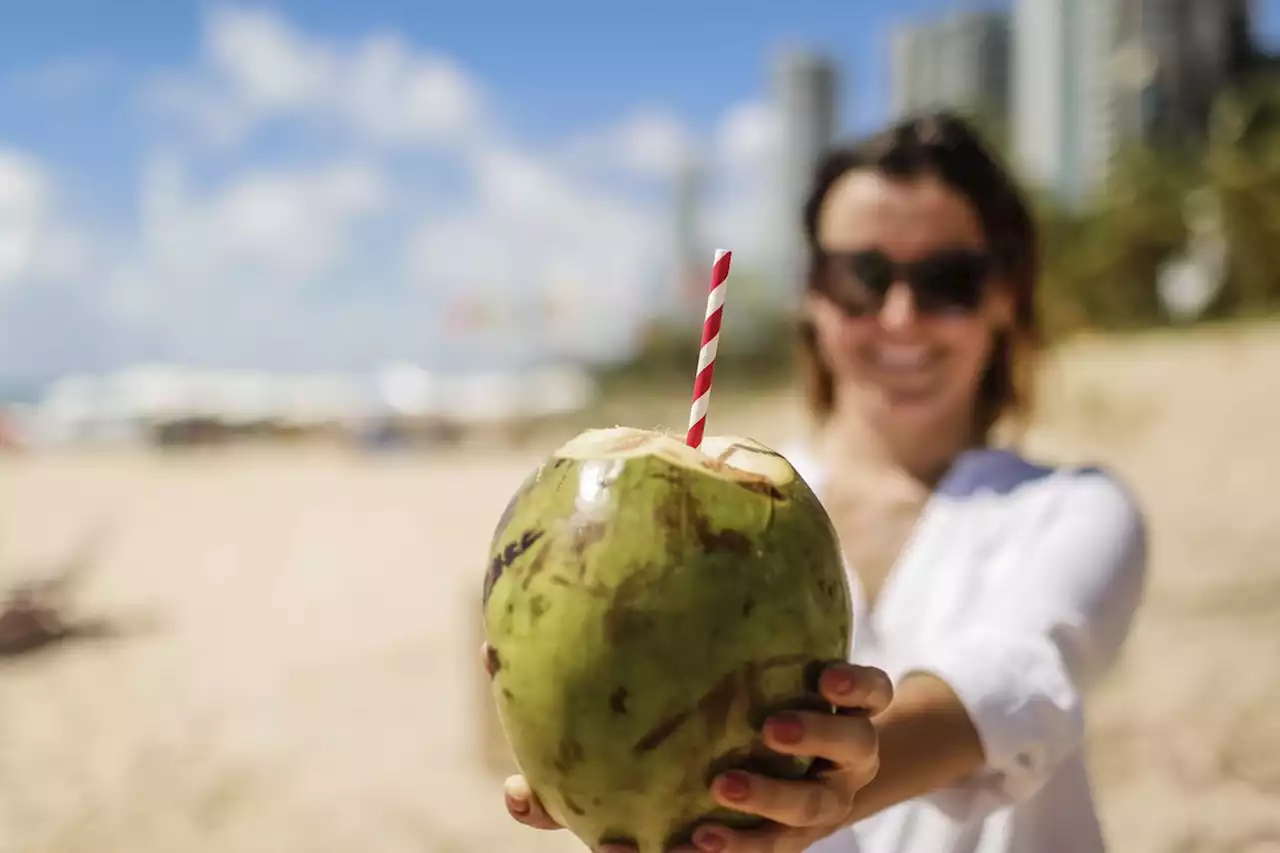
<box><xmin>986</xmin><ymin>280</ymin><xmax>1015</xmax><ymax>330</ymax></box>
<box><xmin>804</xmin><ymin>290</ymin><xmax>825</xmax><ymax>320</ymax></box>
<box><xmin>805</xmin><ymin>292</ymin><xmax>842</xmax><ymax>349</ymax></box>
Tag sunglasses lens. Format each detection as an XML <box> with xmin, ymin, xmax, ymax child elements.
<box><xmin>815</xmin><ymin>252</ymin><xmax>882</xmax><ymax>316</ymax></box>
<box><xmin>908</xmin><ymin>252</ymin><xmax>989</xmax><ymax>314</ymax></box>
<box><xmin>847</xmin><ymin>251</ymin><xmax>895</xmax><ymax>293</ymax></box>
<box><xmin>816</xmin><ymin>249</ymin><xmax>990</xmax><ymax>317</ymax></box>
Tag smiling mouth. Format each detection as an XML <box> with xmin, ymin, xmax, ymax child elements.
<box><xmin>872</xmin><ymin>345</ymin><xmax>938</xmax><ymax>372</ymax></box>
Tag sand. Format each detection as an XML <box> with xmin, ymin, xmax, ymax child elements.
<box><xmin>1</xmin><ymin>322</ymin><xmax>1279</xmax><ymax>853</ymax></box>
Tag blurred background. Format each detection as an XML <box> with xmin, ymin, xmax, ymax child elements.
<box><xmin>1</xmin><ymin>1</ymin><xmax>1279</xmax><ymax>851</ymax></box>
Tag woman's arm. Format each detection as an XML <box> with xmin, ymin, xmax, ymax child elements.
<box><xmin>847</xmin><ymin>672</ymin><xmax>985</xmax><ymax>822</ymax></box>
<box><xmin>851</xmin><ymin>471</ymin><xmax>1149</xmax><ymax>821</ymax></box>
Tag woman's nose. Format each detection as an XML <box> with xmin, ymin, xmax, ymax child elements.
<box><xmin>879</xmin><ymin>282</ymin><xmax>919</xmax><ymax>330</ymax></box>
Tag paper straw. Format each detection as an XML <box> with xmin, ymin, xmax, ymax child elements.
<box><xmin>686</xmin><ymin>248</ymin><xmax>732</xmax><ymax>450</ymax></box>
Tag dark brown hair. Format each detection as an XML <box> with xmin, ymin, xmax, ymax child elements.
<box><xmin>798</xmin><ymin>109</ymin><xmax>1041</xmax><ymax>442</ymax></box>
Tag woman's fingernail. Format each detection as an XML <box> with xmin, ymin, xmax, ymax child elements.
<box><xmin>717</xmin><ymin>771</ymin><xmax>751</xmax><ymax>801</ymax></box>
<box><xmin>693</xmin><ymin>827</ymin><xmax>727</xmax><ymax>852</ymax></box>
<box><xmin>824</xmin><ymin>666</ymin><xmax>856</xmax><ymax>696</ymax></box>
<box><xmin>767</xmin><ymin>712</ymin><xmax>805</xmax><ymax>745</ymax></box>
<box><xmin>503</xmin><ymin>776</ymin><xmax>531</xmax><ymax>814</ymax></box>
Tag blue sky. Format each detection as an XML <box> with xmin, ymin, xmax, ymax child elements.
<box><xmin>0</xmin><ymin>0</ymin><xmax>1277</xmax><ymax>384</ymax></box>
<box><xmin>0</xmin><ymin>0</ymin><xmax>1019</xmax><ymax>222</ymax></box>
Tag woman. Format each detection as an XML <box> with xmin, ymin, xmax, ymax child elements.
<box><xmin>494</xmin><ymin>111</ymin><xmax>1148</xmax><ymax>853</ymax></box>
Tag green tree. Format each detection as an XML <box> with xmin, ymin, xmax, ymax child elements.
<box><xmin>1031</xmin><ymin>141</ymin><xmax>1198</xmax><ymax>336</ymax></box>
<box><xmin>1205</xmin><ymin>75</ymin><xmax>1280</xmax><ymax>315</ymax></box>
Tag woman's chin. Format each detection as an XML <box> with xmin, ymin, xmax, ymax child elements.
<box><xmin>875</xmin><ymin>386</ymin><xmax>964</xmax><ymax>433</ymax></box>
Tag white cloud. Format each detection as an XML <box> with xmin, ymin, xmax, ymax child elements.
<box><xmin>562</xmin><ymin>108</ymin><xmax>697</xmax><ymax>179</ymax></box>
<box><xmin>548</xmin><ymin>98</ymin><xmax>785</xmax><ymax>279</ymax></box>
<box><xmin>148</xmin><ymin>6</ymin><xmax>484</xmax><ymax>149</ymax></box>
<box><xmin>138</xmin><ymin>156</ymin><xmax>388</xmax><ymax>285</ymax></box>
<box><xmin>0</xmin><ymin>148</ymin><xmax>89</xmax><ymax>288</ymax></box>
<box><xmin>341</xmin><ymin>36</ymin><xmax>481</xmax><ymax>147</ymax></box>
<box><xmin>406</xmin><ymin>141</ymin><xmax>665</xmax><ymax>363</ymax></box>
<box><xmin>0</xmin><ymin>150</ymin><xmax>51</xmax><ymax>286</ymax></box>
<box><xmin>715</xmin><ymin>100</ymin><xmax>782</xmax><ymax>172</ymax></box>
<box><xmin>136</xmin><ymin>4</ymin><xmax>673</xmax><ymax>367</ymax></box>
<box><xmin>561</xmin><ymin>99</ymin><xmax>781</xmax><ymax>183</ymax></box>
<box><xmin>206</xmin><ymin>6</ymin><xmax>333</xmax><ymax>108</ymax></box>
<box><xmin>0</xmin><ymin>6</ymin><xmax>794</xmax><ymax>380</ymax></box>
<box><xmin>100</xmin><ymin>154</ymin><xmax>393</xmax><ymax>368</ymax></box>
<box><xmin>686</xmin><ymin>99</ymin><xmax>786</xmax><ymax>281</ymax></box>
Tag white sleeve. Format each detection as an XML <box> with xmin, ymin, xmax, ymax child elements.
<box><xmin>900</xmin><ymin>471</ymin><xmax>1149</xmax><ymax>806</ymax></box>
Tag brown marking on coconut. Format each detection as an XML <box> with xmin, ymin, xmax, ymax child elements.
<box><xmin>485</xmin><ymin>644</ymin><xmax>502</xmax><ymax>676</ymax></box>
<box><xmin>695</xmin><ymin>670</ymin><xmax>740</xmax><ymax>745</ymax></box>
<box><xmin>602</xmin><ymin>561</ymin><xmax>660</xmax><ymax>643</ymax></box>
<box><xmin>600</xmin><ymin>833</ymin><xmax>640</xmax><ymax>849</ymax></box>
<box><xmin>563</xmin><ymin>793</ymin><xmax>587</xmax><ymax>816</ymax></box>
<box><xmin>474</xmin><ymin>604</ymin><xmax>518</xmax><ymax>779</ymax></box>
<box><xmin>633</xmin><ymin>706</ymin><xmax>695</xmax><ymax>754</ymax></box>
<box><xmin>689</xmin><ymin>511</ymin><xmax>753</xmax><ymax>558</ymax></box>
<box><xmin>648</xmin><ymin>467</ymin><xmax>765</xmax><ymax>558</ymax></box>
<box><xmin>631</xmin><ymin>654</ymin><xmax>814</xmax><ymax>756</ymax></box>
<box><xmin>485</xmin><ymin>526</ymin><xmax>546</xmax><ymax>606</ymax></box>
<box><xmin>570</xmin><ymin>519</ymin><xmax>610</xmax><ymax>580</ymax></box>
<box><xmin>737</xmin><ymin>478</ymin><xmax>787</xmax><ymax>502</ymax></box>
<box><xmin>529</xmin><ymin>594</ymin><xmax>549</xmax><ymax>623</ymax></box>
<box><xmin>553</xmin><ymin>735</ymin><xmax>586</xmax><ymax>774</ymax></box>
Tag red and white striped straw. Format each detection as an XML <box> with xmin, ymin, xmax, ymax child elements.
<box><xmin>686</xmin><ymin>248</ymin><xmax>732</xmax><ymax>450</ymax></box>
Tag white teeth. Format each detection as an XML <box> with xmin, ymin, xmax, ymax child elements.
<box><xmin>877</xmin><ymin>346</ymin><xmax>929</xmax><ymax>369</ymax></box>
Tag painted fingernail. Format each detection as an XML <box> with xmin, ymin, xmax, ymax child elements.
<box><xmin>767</xmin><ymin>712</ymin><xmax>804</xmax><ymax>744</ymax></box>
<box><xmin>824</xmin><ymin>667</ymin><xmax>856</xmax><ymax>696</ymax></box>
<box><xmin>717</xmin><ymin>771</ymin><xmax>751</xmax><ymax>801</ymax></box>
<box><xmin>693</xmin><ymin>827</ymin><xmax>727</xmax><ymax>852</ymax></box>
<box><xmin>503</xmin><ymin>777</ymin><xmax>531</xmax><ymax>814</ymax></box>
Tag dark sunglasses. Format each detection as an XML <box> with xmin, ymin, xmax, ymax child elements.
<box><xmin>812</xmin><ymin>248</ymin><xmax>993</xmax><ymax>317</ymax></box>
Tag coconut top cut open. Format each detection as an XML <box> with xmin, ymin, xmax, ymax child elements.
<box><xmin>554</xmin><ymin>426</ymin><xmax>794</xmax><ymax>486</ymax></box>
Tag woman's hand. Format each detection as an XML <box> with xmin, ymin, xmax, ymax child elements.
<box><xmin>483</xmin><ymin>645</ymin><xmax>892</xmax><ymax>853</ymax></box>
<box><xmin>672</xmin><ymin>663</ymin><xmax>892</xmax><ymax>853</ymax></box>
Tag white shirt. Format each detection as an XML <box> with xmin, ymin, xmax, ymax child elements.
<box><xmin>783</xmin><ymin>444</ymin><xmax>1148</xmax><ymax>853</ymax></box>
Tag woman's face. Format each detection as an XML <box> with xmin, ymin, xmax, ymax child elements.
<box><xmin>807</xmin><ymin>169</ymin><xmax>1013</xmax><ymax>436</ymax></box>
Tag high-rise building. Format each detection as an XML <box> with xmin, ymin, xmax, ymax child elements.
<box><xmin>769</xmin><ymin>49</ymin><xmax>839</xmax><ymax>308</ymax></box>
<box><xmin>1131</xmin><ymin>0</ymin><xmax>1255</xmax><ymax>144</ymax></box>
<box><xmin>1079</xmin><ymin>0</ymin><xmax>1123</xmax><ymax>193</ymax></box>
<box><xmin>1013</xmin><ymin>0</ymin><xmax>1257</xmax><ymax>204</ymax></box>
<box><xmin>1012</xmin><ymin>0</ymin><xmax>1121</xmax><ymax>205</ymax></box>
<box><xmin>890</xmin><ymin>12</ymin><xmax>1011</xmax><ymax>123</ymax></box>
<box><xmin>670</xmin><ymin>151</ymin><xmax>706</xmax><ymax>315</ymax></box>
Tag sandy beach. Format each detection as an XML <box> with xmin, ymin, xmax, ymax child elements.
<box><xmin>2</xmin><ymin>322</ymin><xmax>1279</xmax><ymax>853</ymax></box>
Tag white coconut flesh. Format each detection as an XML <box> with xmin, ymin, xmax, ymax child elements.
<box><xmin>554</xmin><ymin>426</ymin><xmax>794</xmax><ymax>486</ymax></box>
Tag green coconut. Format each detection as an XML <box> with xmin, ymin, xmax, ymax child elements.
<box><xmin>482</xmin><ymin>426</ymin><xmax>852</xmax><ymax>852</ymax></box>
